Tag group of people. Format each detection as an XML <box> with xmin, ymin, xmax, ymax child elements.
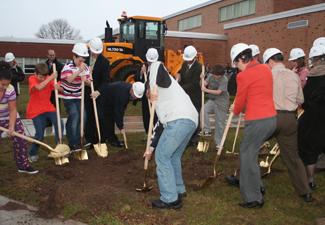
<box><xmin>1</xmin><ymin>38</ymin><xmax>145</xmax><ymax>174</ymax></box>
<box><xmin>225</xmin><ymin>37</ymin><xmax>325</xmax><ymax>208</ymax></box>
<box><xmin>1</xmin><ymin>35</ymin><xmax>324</xmax><ymax>210</ymax></box>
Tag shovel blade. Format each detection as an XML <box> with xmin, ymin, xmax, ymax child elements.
<box><xmin>73</xmin><ymin>150</ymin><xmax>88</xmax><ymax>160</ymax></box>
<box><xmin>54</xmin><ymin>156</ymin><xmax>69</xmax><ymax>165</ymax></box>
<box><xmin>48</xmin><ymin>144</ymin><xmax>70</xmax><ymax>158</ymax></box>
<box><xmin>203</xmin><ymin>141</ymin><xmax>209</xmax><ymax>153</ymax></box>
<box><xmin>197</xmin><ymin>141</ymin><xmax>204</xmax><ymax>152</ymax></box>
<box><xmin>94</xmin><ymin>143</ymin><xmax>108</xmax><ymax>158</ymax></box>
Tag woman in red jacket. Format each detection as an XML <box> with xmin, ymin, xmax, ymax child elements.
<box><xmin>230</xmin><ymin>43</ymin><xmax>277</xmax><ymax>208</ymax></box>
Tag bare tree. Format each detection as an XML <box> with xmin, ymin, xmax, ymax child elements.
<box><xmin>36</xmin><ymin>19</ymin><xmax>82</xmax><ymax>40</ymax></box>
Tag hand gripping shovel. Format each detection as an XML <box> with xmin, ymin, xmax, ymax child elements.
<box><xmin>197</xmin><ymin>65</ymin><xmax>209</xmax><ymax>153</ymax></box>
<box><xmin>226</xmin><ymin>113</ymin><xmax>242</xmax><ymax>155</ymax></box>
<box><xmin>199</xmin><ymin>111</ymin><xmax>234</xmax><ymax>188</ymax></box>
<box><xmin>90</xmin><ymin>72</ymin><xmax>108</xmax><ymax>157</ymax></box>
<box><xmin>74</xmin><ymin>79</ymin><xmax>88</xmax><ymax>160</ymax></box>
<box><xmin>136</xmin><ymin>81</ymin><xmax>156</xmax><ymax>193</ymax></box>
<box><xmin>0</xmin><ymin>126</ymin><xmax>69</xmax><ymax>158</ymax></box>
<box><xmin>53</xmin><ymin>64</ymin><xmax>70</xmax><ymax>165</ymax></box>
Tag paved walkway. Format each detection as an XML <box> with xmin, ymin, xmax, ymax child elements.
<box><xmin>0</xmin><ymin>195</ymin><xmax>86</xmax><ymax>225</ymax></box>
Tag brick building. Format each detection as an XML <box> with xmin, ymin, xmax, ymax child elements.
<box><xmin>164</xmin><ymin>0</ymin><xmax>325</xmax><ymax>66</ymax></box>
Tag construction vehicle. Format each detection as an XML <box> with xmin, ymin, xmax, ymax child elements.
<box><xmin>102</xmin><ymin>14</ymin><xmax>203</xmax><ymax>82</ymax></box>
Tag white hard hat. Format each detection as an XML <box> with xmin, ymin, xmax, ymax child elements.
<box><xmin>146</xmin><ymin>48</ymin><xmax>159</xmax><ymax>63</ymax></box>
<box><xmin>263</xmin><ymin>48</ymin><xmax>282</xmax><ymax>64</ymax></box>
<box><xmin>313</xmin><ymin>37</ymin><xmax>325</xmax><ymax>47</ymax></box>
<box><xmin>249</xmin><ymin>44</ymin><xmax>260</xmax><ymax>57</ymax></box>
<box><xmin>288</xmin><ymin>48</ymin><xmax>305</xmax><ymax>61</ymax></box>
<box><xmin>183</xmin><ymin>45</ymin><xmax>197</xmax><ymax>61</ymax></box>
<box><xmin>230</xmin><ymin>43</ymin><xmax>250</xmax><ymax>63</ymax></box>
<box><xmin>5</xmin><ymin>52</ymin><xmax>15</xmax><ymax>62</ymax></box>
<box><xmin>72</xmin><ymin>43</ymin><xmax>89</xmax><ymax>57</ymax></box>
<box><xmin>89</xmin><ymin>37</ymin><xmax>103</xmax><ymax>54</ymax></box>
<box><xmin>309</xmin><ymin>45</ymin><xmax>325</xmax><ymax>59</ymax></box>
<box><xmin>132</xmin><ymin>82</ymin><xmax>145</xmax><ymax>98</ymax></box>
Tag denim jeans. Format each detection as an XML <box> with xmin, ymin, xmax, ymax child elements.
<box><xmin>155</xmin><ymin>119</ymin><xmax>197</xmax><ymax>203</ymax></box>
<box><xmin>29</xmin><ymin>112</ymin><xmax>60</xmax><ymax>156</ymax></box>
<box><xmin>63</xmin><ymin>99</ymin><xmax>81</xmax><ymax>146</ymax></box>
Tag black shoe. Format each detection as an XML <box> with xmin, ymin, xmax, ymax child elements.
<box><xmin>18</xmin><ymin>166</ymin><xmax>39</xmax><ymax>175</ymax></box>
<box><xmin>239</xmin><ymin>200</ymin><xmax>264</xmax><ymax>209</ymax></box>
<box><xmin>70</xmin><ymin>144</ymin><xmax>82</xmax><ymax>153</ymax></box>
<box><xmin>225</xmin><ymin>175</ymin><xmax>239</xmax><ymax>187</ymax></box>
<box><xmin>178</xmin><ymin>192</ymin><xmax>187</xmax><ymax>200</ymax></box>
<box><xmin>301</xmin><ymin>193</ymin><xmax>313</xmax><ymax>203</ymax></box>
<box><xmin>260</xmin><ymin>187</ymin><xmax>266</xmax><ymax>196</ymax></box>
<box><xmin>109</xmin><ymin>141</ymin><xmax>124</xmax><ymax>148</ymax></box>
<box><xmin>152</xmin><ymin>198</ymin><xmax>182</xmax><ymax>209</ymax></box>
<box><xmin>309</xmin><ymin>182</ymin><xmax>317</xmax><ymax>190</ymax></box>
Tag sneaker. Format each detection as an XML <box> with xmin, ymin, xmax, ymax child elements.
<box><xmin>18</xmin><ymin>166</ymin><xmax>39</xmax><ymax>174</ymax></box>
<box><xmin>70</xmin><ymin>144</ymin><xmax>82</xmax><ymax>153</ymax></box>
<box><xmin>28</xmin><ymin>155</ymin><xmax>39</xmax><ymax>163</ymax></box>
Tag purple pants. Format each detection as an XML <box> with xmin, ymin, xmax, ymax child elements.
<box><xmin>0</xmin><ymin>119</ymin><xmax>29</xmax><ymax>169</ymax></box>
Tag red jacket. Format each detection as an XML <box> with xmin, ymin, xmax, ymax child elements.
<box><xmin>234</xmin><ymin>60</ymin><xmax>276</xmax><ymax>121</ymax></box>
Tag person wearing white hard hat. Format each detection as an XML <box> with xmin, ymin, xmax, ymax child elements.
<box><xmin>142</xmin><ymin>47</ymin><xmax>198</xmax><ymax>209</ymax></box>
<box><xmin>288</xmin><ymin>48</ymin><xmax>308</xmax><ymax>88</ymax></box>
<box><xmin>58</xmin><ymin>43</ymin><xmax>91</xmax><ymax>152</ymax></box>
<box><xmin>91</xmin><ymin>81</ymin><xmax>144</xmax><ymax>147</ymax></box>
<box><xmin>298</xmin><ymin>44</ymin><xmax>325</xmax><ymax>190</ymax></box>
<box><xmin>179</xmin><ymin>45</ymin><xmax>202</xmax><ymax>145</ymax></box>
<box><xmin>249</xmin><ymin>44</ymin><xmax>261</xmax><ymax>62</ymax></box>
<box><xmin>313</xmin><ymin>37</ymin><xmax>325</xmax><ymax>47</ymax></box>
<box><xmin>228</xmin><ymin>43</ymin><xmax>276</xmax><ymax>208</ymax></box>
<box><xmin>4</xmin><ymin>52</ymin><xmax>25</xmax><ymax>95</ymax></box>
<box><xmin>84</xmin><ymin>37</ymin><xmax>110</xmax><ymax>147</ymax></box>
<box><xmin>264</xmin><ymin>48</ymin><xmax>312</xmax><ymax>202</ymax></box>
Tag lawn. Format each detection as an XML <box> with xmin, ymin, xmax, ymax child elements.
<box><xmin>0</xmin><ymin>130</ymin><xmax>324</xmax><ymax>225</ymax></box>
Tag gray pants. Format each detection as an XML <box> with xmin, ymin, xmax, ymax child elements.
<box><xmin>203</xmin><ymin>99</ymin><xmax>229</xmax><ymax>146</ymax></box>
<box><xmin>240</xmin><ymin>116</ymin><xmax>276</xmax><ymax>203</ymax></box>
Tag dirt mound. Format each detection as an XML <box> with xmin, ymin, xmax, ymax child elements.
<box><xmin>0</xmin><ymin>201</ymin><xmax>28</xmax><ymax>211</ymax></box>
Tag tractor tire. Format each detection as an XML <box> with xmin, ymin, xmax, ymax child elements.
<box><xmin>113</xmin><ymin>65</ymin><xmax>139</xmax><ymax>83</ymax></box>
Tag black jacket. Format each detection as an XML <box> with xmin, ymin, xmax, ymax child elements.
<box><xmin>99</xmin><ymin>82</ymin><xmax>131</xmax><ymax>129</ymax></box>
<box><xmin>10</xmin><ymin>66</ymin><xmax>25</xmax><ymax>95</ymax></box>
<box><xmin>179</xmin><ymin>60</ymin><xmax>202</xmax><ymax>110</ymax></box>
<box><xmin>85</xmin><ymin>54</ymin><xmax>110</xmax><ymax>103</ymax></box>
<box><xmin>46</xmin><ymin>58</ymin><xmax>64</xmax><ymax>81</ymax></box>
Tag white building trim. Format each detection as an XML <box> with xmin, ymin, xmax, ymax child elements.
<box><xmin>166</xmin><ymin>31</ymin><xmax>227</xmax><ymax>40</ymax></box>
<box><xmin>163</xmin><ymin>0</ymin><xmax>222</xmax><ymax>20</ymax></box>
<box><xmin>0</xmin><ymin>37</ymin><xmax>79</xmax><ymax>44</ymax></box>
<box><xmin>224</xmin><ymin>3</ymin><xmax>325</xmax><ymax>30</ymax></box>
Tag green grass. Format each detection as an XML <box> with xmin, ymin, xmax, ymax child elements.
<box><xmin>0</xmin><ymin>130</ymin><xmax>324</xmax><ymax>225</ymax></box>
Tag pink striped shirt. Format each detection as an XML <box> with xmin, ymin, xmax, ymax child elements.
<box><xmin>0</xmin><ymin>85</ymin><xmax>16</xmax><ymax>120</ymax></box>
<box><xmin>59</xmin><ymin>62</ymin><xmax>90</xmax><ymax>99</ymax></box>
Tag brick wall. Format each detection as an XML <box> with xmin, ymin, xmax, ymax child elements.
<box><xmin>0</xmin><ymin>42</ymin><xmax>73</xmax><ymax>59</ymax></box>
<box><xmin>164</xmin><ymin>37</ymin><xmax>227</xmax><ymax>66</ymax></box>
<box><xmin>225</xmin><ymin>11</ymin><xmax>325</xmax><ymax>64</ymax></box>
<box><xmin>273</xmin><ymin>0</ymin><xmax>324</xmax><ymax>13</ymax></box>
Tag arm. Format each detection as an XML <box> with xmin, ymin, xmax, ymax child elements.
<box><xmin>156</xmin><ymin>64</ymin><xmax>171</xmax><ymax>88</ymax></box>
<box><xmin>31</xmin><ymin>73</ymin><xmax>57</xmax><ymax>91</ymax></box>
<box><xmin>181</xmin><ymin>63</ymin><xmax>202</xmax><ymax>92</ymax></box>
<box><xmin>233</xmin><ymin>74</ymin><xmax>247</xmax><ymax>115</ymax></box>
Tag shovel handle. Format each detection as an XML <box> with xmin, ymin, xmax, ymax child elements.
<box><xmin>231</xmin><ymin>113</ymin><xmax>242</xmax><ymax>153</ymax></box>
<box><xmin>80</xmin><ymin>80</ymin><xmax>85</xmax><ymax>145</ymax></box>
<box><xmin>217</xmin><ymin>111</ymin><xmax>234</xmax><ymax>156</ymax></box>
<box><xmin>0</xmin><ymin>126</ymin><xmax>54</xmax><ymax>152</ymax></box>
<box><xmin>90</xmin><ymin>74</ymin><xmax>102</xmax><ymax>144</ymax></box>
<box><xmin>53</xmin><ymin>64</ymin><xmax>63</xmax><ymax>144</ymax></box>
<box><xmin>122</xmin><ymin>130</ymin><xmax>128</xmax><ymax>149</ymax></box>
<box><xmin>200</xmin><ymin>65</ymin><xmax>205</xmax><ymax>132</ymax></box>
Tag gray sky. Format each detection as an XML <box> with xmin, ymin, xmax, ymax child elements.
<box><xmin>1</xmin><ymin>0</ymin><xmax>208</xmax><ymax>40</ymax></box>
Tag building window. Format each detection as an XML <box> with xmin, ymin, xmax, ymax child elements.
<box><xmin>219</xmin><ymin>0</ymin><xmax>256</xmax><ymax>22</ymax></box>
<box><xmin>146</xmin><ymin>22</ymin><xmax>159</xmax><ymax>40</ymax></box>
<box><xmin>178</xmin><ymin>15</ymin><xmax>202</xmax><ymax>31</ymax></box>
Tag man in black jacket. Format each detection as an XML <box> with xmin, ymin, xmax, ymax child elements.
<box><xmin>85</xmin><ymin>38</ymin><xmax>110</xmax><ymax>146</ymax></box>
<box><xmin>45</xmin><ymin>49</ymin><xmax>64</xmax><ymax>81</ymax></box>
<box><xmin>5</xmin><ymin>52</ymin><xmax>25</xmax><ymax>95</ymax></box>
<box><xmin>92</xmin><ymin>82</ymin><xmax>145</xmax><ymax>147</ymax></box>
<box><xmin>179</xmin><ymin>45</ymin><xmax>202</xmax><ymax>144</ymax></box>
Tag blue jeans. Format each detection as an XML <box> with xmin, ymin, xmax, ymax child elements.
<box><xmin>29</xmin><ymin>112</ymin><xmax>60</xmax><ymax>156</ymax></box>
<box><xmin>63</xmin><ymin>99</ymin><xmax>81</xmax><ymax>146</ymax></box>
<box><xmin>155</xmin><ymin>119</ymin><xmax>197</xmax><ymax>203</ymax></box>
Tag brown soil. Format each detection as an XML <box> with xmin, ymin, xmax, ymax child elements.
<box><xmin>35</xmin><ymin>148</ymin><xmax>229</xmax><ymax>224</ymax></box>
